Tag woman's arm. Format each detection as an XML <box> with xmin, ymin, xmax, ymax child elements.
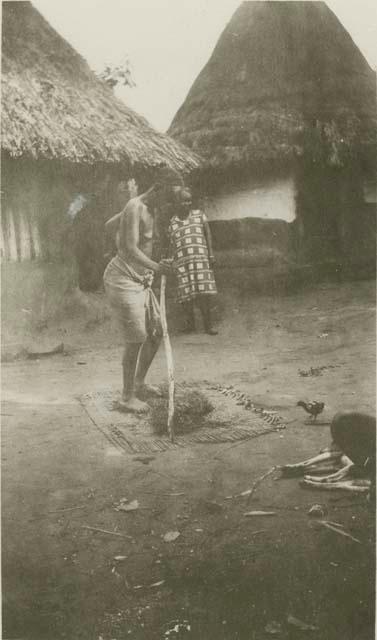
<box><xmin>166</xmin><ymin>223</ymin><xmax>175</xmax><ymax>260</ymax></box>
<box><xmin>105</xmin><ymin>211</ymin><xmax>122</xmax><ymax>235</ymax></box>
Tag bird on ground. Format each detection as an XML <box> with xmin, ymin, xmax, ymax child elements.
<box><xmin>297</xmin><ymin>400</ymin><xmax>325</xmax><ymax>421</ymax></box>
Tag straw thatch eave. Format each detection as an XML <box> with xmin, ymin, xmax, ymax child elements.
<box><xmin>1</xmin><ymin>1</ymin><xmax>202</xmax><ymax>173</ymax></box>
<box><xmin>169</xmin><ymin>1</ymin><xmax>376</xmax><ymax>170</ymax></box>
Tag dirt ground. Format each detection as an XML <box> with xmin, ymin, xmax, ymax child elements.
<box><xmin>2</xmin><ymin>279</ymin><xmax>376</xmax><ymax>640</ymax></box>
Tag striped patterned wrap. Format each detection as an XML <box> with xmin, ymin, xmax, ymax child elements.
<box><xmin>168</xmin><ymin>210</ymin><xmax>217</xmax><ymax>302</ymax></box>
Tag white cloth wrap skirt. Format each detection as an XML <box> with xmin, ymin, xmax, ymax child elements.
<box><xmin>104</xmin><ymin>255</ymin><xmax>161</xmax><ymax>343</ymax></box>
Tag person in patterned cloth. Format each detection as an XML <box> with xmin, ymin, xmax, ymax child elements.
<box><xmin>168</xmin><ymin>187</ymin><xmax>218</xmax><ymax>335</ymax></box>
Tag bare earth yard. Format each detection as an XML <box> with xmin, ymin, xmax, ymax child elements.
<box><xmin>2</xmin><ymin>280</ymin><xmax>375</xmax><ymax>640</ymax></box>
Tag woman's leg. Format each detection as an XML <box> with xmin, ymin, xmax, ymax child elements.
<box><xmin>119</xmin><ymin>342</ymin><xmax>149</xmax><ymax>412</ymax></box>
<box><xmin>134</xmin><ymin>336</ymin><xmax>163</xmax><ymax>397</ymax></box>
<box><xmin>181</xmin><ymin>299</ymin><xmax>195</xmax><ymax>332</ymax></box>
<box><xmin>198</xmin><ymin>295</ymin><xmax>218</xmax><ymax>335</ymax></box>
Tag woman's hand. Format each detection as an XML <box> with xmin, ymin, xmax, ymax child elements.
<box><xmin>157</xmin><ymin>258</ymin><xmax>173</xmax><ymax>276</ymax></box>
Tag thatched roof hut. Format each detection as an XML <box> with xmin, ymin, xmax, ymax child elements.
<box><xmin>169</xmin><ymin>1</ymin><xmax>376</xmax><ymax>171</ymax></box>
<box><xmin>169</xmin><ymin>1</ymin><xmax>376</xmax><ymax>281</ymax></box>
<box><xmin>1</xmin><ymin>1</ymin><xmax>200</xmax><ymax>172</ymax></box>
<box><xmin>1</xmin><ymin>0</ymin><xmax>203</xmax><ymax>303</ymax></box>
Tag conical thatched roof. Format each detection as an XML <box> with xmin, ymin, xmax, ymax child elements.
<box><xmin>169</xmin><ymin>1</ymin><xmax>376</xmax><ymax>169</ymax></box>
<box><xmin>1</xmin><ymin>1</ymin><xmax>201</xmax><ymax>172</ymax></box>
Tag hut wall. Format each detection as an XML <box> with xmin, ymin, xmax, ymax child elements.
<box><xmin>204</xmin><ymin>175</ymin><xmax>296</xmax><ymax>222</ymax></box>
<box><xmin>195</xmin><ymin>162</ymin><xmax>375</xmax><ymax>293</ymax></box>
<box><xmin>208</xmin><ymin>217</ymin><xmax>295</xmax><ymax>292</ymax></box>
<box><xmin>1</xmin><ymin>157</ymin><xmax>74</xmax><ymax>263</ymax></box>
<box><xmin>188</xmin><ymin>171</ymin><xmax>297</xmax><ymax>292</ymax></box>
<box><xmin>1</xmin><ymin>156</ymin><xmax>142</xmax><ymax>344</ymax></box>
<box><xmin>1</xmin><ymin>158</ymin><xmax>76</xmax><ymax>345</ymax></box>
<box><xmin>294</xmin><ymin>163</ymin><xmax>376</xmax><ymax>272</ymax></box>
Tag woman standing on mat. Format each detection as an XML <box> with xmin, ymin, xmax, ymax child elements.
<box><xmin>168</xmin><ymin>187</ymin><xmax>218</xmax><ymax>335</ymax></box>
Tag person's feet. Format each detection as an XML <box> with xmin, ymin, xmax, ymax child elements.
<box><xmin>117</xmin><ymin>396</ymin><xmax>150</xmax><ymax>413</ymax></box>
<box><xmin>135</xmin><ymin>383</ymin><xmax>162</xmax><ymax>399</ymax></box>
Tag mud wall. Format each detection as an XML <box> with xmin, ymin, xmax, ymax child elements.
<box><xmin>208</xmin><ymin>216</ymin><xmax>296</xmax><ymax>293</ymax></box>
<box><xmin>294</xmin><ymin>163</ymin><xmax>376</xmax><ymax>268</ymax></box>
<box><xmin>204</xmin><ymin>175</ymin><xmax>296</xmax><ymax>223</ymax></box>
<box><xmin>0</xmin><ymin>157</ymin><xmax>128</xmax><ymax>263</ymax></box>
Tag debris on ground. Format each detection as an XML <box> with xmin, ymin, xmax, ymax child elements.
<box><xmin>243</xmin><ymin>511</ymin><xmax>276</xmax><ymax>517</ymax></box>
<box><xmin>113</xmin><ymin>555</ymin><xmax>127</xmax><ymax>561</ymax></box>
<box><xmin>228</xmin><ymin>466</ymin><xmax>277</xmax><ymax>499</ymax></box>
<box><xmin>163</xmin><ymin>531</ymin><xmax>181</xmax><ymax>542</ymax></box>
<box><xmin>115</xmin><ymin>499</ymin><xmax>139</xmax><ymax>512</ymax></box>
<box><xmin>150</xmin><ymin>580</ymin><xmax>165</xmax><ymax>588</ymax></box>
<box><xmin>317</xmin><ymin>520</ymin><xmax>362</xmax><ymax>544</ymax></box>
<box><xmin>246</xmin><ymin>466</ymin><xmax>277</xmax><ymax>502</ymax></box>
<box><xmin>322</xmin><ymin>516</ymin><xmax>342</xmax><ymax>524</ymax></box>
<box><xmin>287</xmin><ymin>614</ymin><xmax>318</xmax><ymax>631</ymax></box>
<box><xmin>46</xmin><ymin>504</ymin><xmax>86</xmax><ymax>515</ymax></box>
<box><xmin>307</xmin><ymin>504</ymin><xmax>327</xmax><ymax>517</ymax></box>
<box><xmin>133</xmin><ymin>455</ymin><xmax>155</xmax><ymax>465</ymax></box>
<box><xmin>164</xmin><ymin>620</ymin><xmax>191</xmax><ymax>637</ymax></box>
<box><xmin>265</xmin><ymin>621</ymin><xmax>282</xmax><ymax>634</ymax></box>
<box><xmin>81</xmin><ymin>525</ymin><xmax>132</xmax><ymax>539</ymax></box>
<box><xmin>163</xmin><ymin>492</ymin><xmax>185</xmax><ymax>497</ymax></box>
<box><xmin>298</xmin><ymin>364</ymin><xmax>339</xmax><ymax>377</ymax></box>
<box><xmin>26</xmin><ymin>343</ymin><xmax>65</xmax><ymax>360</ymax></box>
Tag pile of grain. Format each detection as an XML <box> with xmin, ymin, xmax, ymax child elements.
<box><xmin>150</xmin><ymin>386</ymin><xmax>214</xmax><ymax>435</ymax></box>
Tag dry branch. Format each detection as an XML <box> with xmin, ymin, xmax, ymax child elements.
<box><xmin>160</xmin><ymin>275</ymin><xmax>175</xmax><ymax>442</ymax></box>
<box><xmin>318</xmin><ymin>521</ymin><xmax>361</xmax><ymax>544</ymax></box>
<box><xmin>245</xmin><ymin>466</ymin><xmax>277</xmax><ymax>503</ymax></box>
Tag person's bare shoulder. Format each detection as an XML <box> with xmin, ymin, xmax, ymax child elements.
<box><xmin>123</xmin><ymin>196</ymin><xmax>146</xmax><ymax>218</ymax></box>
<box><xmin>124</xmin><ymin>196</ymin><xmax>138</xmax><ymax>210</ymax></box>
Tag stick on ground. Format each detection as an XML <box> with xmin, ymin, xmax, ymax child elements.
<box><xmin>318</xmin><ymin>521</ymin><xmax>361</xmax><ymax>544</ymax></box>
<box><xmin>245</xmin><ymin>466</ymin><xmax>277</xmax><ymax>503</ymax></box>
<box><xmin>81</xmin><ymin>526</ymin><xmax>133</xmax><ymax>539</ymax></box>
<box><xmin>48</xmin><ymin>505</ymin><xmax>86</xmax><ymax>514</ymax></box>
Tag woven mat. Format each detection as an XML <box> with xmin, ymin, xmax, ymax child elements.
<box><xmin>79</xmin><ymin>382</ymin><xmax>286</xmax><ymax>454</ymax></box>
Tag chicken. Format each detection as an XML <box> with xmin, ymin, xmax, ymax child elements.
<box><xmin>297</xmin><ymin>400</ymin><xmax>325</xmax><ymax>421</ymax></box>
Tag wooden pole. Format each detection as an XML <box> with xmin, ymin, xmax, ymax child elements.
<box><xmin>160</xmin><ymin>275</ymin><xmax>175</xmax><ymax>442</ymax></box>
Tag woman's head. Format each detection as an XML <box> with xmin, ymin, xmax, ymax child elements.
<box><xmin>175</xmin><ymin>187</ymin><xmax>192</xmax><ymax>218</ymax></box>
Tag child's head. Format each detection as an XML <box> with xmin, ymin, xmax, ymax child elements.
<box><xmin>176</xmin><ymin>187</ymin><xmax>192</xmax><ymax>219</ymax></box>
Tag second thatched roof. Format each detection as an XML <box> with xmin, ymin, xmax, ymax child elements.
<box><xmin>169</xmin><ymin>1</ymin><xmax>376</xmax><ymax>169</ymax></box>
<box><xmin>1</xmin><ymin>1</ymin><xmax>201</xmax><ymax>173</ymax></box>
